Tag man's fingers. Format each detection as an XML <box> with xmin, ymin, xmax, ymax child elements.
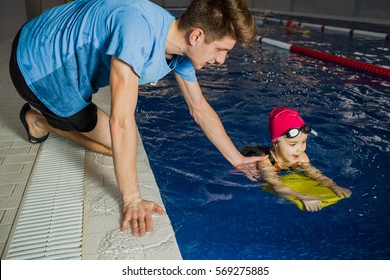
<box><xmin>130</xmin><ymin>218</ymin><xmax>140</xmax><ymax>237</ymax></box>
<box><xmin>137</xmin><ymin>218</ymin><xmax>146</xmax><ymax>236</ymax></box>
<box><xmin>145</xmin><ymin>214</ymin><xmax>154</xmax><ymax>232</ymax></box>
<box><xmin>122</xmin><ymin>201</ymin><xmax>165</xmax><ymax>236</ymax></box>
<box><xmin>121</xmin><ymin>211</ymin><xmax>132</xmax><ymax>232</ymax></box>
<box><xmin>153</xmin><ymin>204</ymin><xmax>166</xmax><ymax>215</ymax></box>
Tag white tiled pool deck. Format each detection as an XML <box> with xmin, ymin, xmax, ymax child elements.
<box><xmin>0</xmin><ymin>38</ymin><xmax>181</xmax><ymax>260</ymax></box>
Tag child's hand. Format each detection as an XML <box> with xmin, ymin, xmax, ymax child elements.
<box><xmin>297</xmin><ymin>194</ymin><xmax>325</xmax><ymax>212</ymax></box>
<box><xmin>302</xmin><ymin>199</ymin><xmax>323</xmax><ymax>212</ymax></box>
<box><xmin>331</xmin><ymin>185</ymin><xmax>352</xmax><ymax>198</ymax></box>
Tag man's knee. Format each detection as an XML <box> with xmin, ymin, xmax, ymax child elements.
<box><xmin>68</xmin><ymin>103</ymin><xmax>98</xmax><ymax>132</ymax></box>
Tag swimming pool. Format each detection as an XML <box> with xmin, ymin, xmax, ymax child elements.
<box><xmin>136</xmin><ymin>15</ymin><xmax>390</xmax><ymax>260</ymax></box>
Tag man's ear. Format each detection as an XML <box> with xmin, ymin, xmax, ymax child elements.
<box><xmin>188</xmin><ymin>28</ymin><xmax>204</xmax><ymax>46</ymax></box>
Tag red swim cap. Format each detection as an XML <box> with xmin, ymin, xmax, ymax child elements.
<box><xmin>269</xmin><ymin>107</ymin><xmax>305</xmax><ymax>142</ymax></box>
<box><xmin>286</xmin><ymin>20</ymin><xmax>294</xmax><ymax>28</ymax></box>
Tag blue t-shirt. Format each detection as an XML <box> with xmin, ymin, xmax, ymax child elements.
<box><xmin>17</xmin><ymin>0</ymin><xmax>196</xmax><ymax>117</ymax></box>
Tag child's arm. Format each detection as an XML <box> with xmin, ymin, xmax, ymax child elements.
<box><xmin>300</xmin><ymin>162</ymin><xmax>352</xmax><ymax>198</ymax></box>
<box><xmin>257</xmin><ymin>161</ymin><xmax>323</xmax><ymax>211</ymax></box>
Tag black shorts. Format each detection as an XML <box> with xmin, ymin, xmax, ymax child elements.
<box><xmin>9</xmin><ymin>26</ymin><xmax>98</xmax><ymax>132</ymax></box>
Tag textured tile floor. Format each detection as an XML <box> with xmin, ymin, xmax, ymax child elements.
<box><xmin>0</xmin><ymin>38</ymin><xmax>39</xmax><ymax>258</ymax></box>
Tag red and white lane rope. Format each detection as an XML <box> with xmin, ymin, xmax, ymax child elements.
<box><xmin>256</xmin><ymin>35</ymin><xmax>390</xmax><ymax>78</ymax></box>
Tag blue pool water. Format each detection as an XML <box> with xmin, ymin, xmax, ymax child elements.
<box><xmin>136</xmin><ymin>16</ymin><xmax>390</xmax><ymax>260</ymax></box>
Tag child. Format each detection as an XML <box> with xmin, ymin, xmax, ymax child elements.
<box><xmin>285</xmin><ymin>20</ymin><xmax>310</xmax><ymax>35</ymax></box>
<box><xmin>241</xmin><ymin>107</ymin><xmax>352</xmax><ymax>212</ymax></box>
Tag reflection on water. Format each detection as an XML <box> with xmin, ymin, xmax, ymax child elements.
<box><xmin>136</xmin><ymin>24</ymin><xmax>390</xmax><ymax>259</ymax></box>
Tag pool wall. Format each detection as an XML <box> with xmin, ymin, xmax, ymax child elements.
<box><xmin>247</xmin><ymin>0</ymin><xmax>390</xmax><ymax>22</ymax></box>
<box><xmin>1</xmin><ymin>1</ymin><xmax>389</xmax><ymax>43</ymax></box>
<box><xmin>150</xmin><ymin>0</ymin><xmax>390</xmax><ymax>23</ymax></box>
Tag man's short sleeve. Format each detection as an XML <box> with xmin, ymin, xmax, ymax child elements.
<box><xmin>105</xmin><ymin>9</ymin><xmax>152</xmax><ymax>77</ymax></box>
<box><xmin>173</xmin><ymin>56</ymin><xmax>197</xmax><ymax>82</ymax></box>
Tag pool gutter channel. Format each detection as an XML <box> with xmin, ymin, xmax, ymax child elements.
<box><xmin>4</xmin><ymin>135</ymin><xmax>85</xmax><ymax>260</ymax></box>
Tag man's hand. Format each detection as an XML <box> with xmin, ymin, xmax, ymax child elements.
<box><xmin>233</xmin><ymin>155</ymin><xmax>269</xmax><ymax>181</ymax></box>
<box><xmin>121</xmin><ymin>198</ymin><xmax>166</xmax><ymax>237</ymax></box>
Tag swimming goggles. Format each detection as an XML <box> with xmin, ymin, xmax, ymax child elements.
<box><xmin>273</xmin><ymin>124</ymin><xmax>318</xmax><ymax>142</ymax></box>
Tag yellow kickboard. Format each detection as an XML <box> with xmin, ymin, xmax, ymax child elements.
<box><xmin>262</xmin><ymin>172</ymin><xmax>344</xmax><ymax>210</ymax></box>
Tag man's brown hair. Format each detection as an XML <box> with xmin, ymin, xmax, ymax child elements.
<box><xmin>178</xmin><ymin>0</ymin><xmax>256</xmax><ymax>47</ymax></box>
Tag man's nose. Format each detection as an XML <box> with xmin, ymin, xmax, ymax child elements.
<box><xmin>216</xmin><ymin>53</ymin><xmax>227</xmax><ymax>64</ymax></box>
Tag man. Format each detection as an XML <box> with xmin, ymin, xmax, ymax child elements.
<box><xmin>10</xmin><ymin>0</ymin><xmax>266</xmax><ymax>237</ymax></box>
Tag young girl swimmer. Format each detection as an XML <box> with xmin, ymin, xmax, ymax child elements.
<box><xmin>285</xmin><ymin>20</ymin><xmax>310</xmax><ymax>35</ymax></box>
<box><xmin>241</xmin><ymin>107</ymin><xmax>352</xmax><ymax>212</ymax></box>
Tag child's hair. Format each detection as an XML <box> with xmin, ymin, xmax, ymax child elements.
<box><xmin>240</xmin><ymin>145</ymin><xmax>268</xmax><ymax>157</ymax></box>
<box><xmin>177</xmin><ymin>0</ymin><xmax>256</xmax><ymax>47</ymax></box>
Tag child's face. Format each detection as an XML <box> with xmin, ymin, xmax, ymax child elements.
<box><xmin>274</xmin><ymin>132</ymin><xmax>308</xmax><ymax>163</ymax></box>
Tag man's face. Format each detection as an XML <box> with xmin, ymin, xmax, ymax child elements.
<box><xmin>187</xmin><ymin>35</ymin><xmax>236</xmax><ymax>70</ymax></box>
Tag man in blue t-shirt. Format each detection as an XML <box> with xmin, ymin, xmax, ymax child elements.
<box><xmin>10</xmin><ymin>0</ymin><xmax>266</xmax><ymax>237</ymax></box>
